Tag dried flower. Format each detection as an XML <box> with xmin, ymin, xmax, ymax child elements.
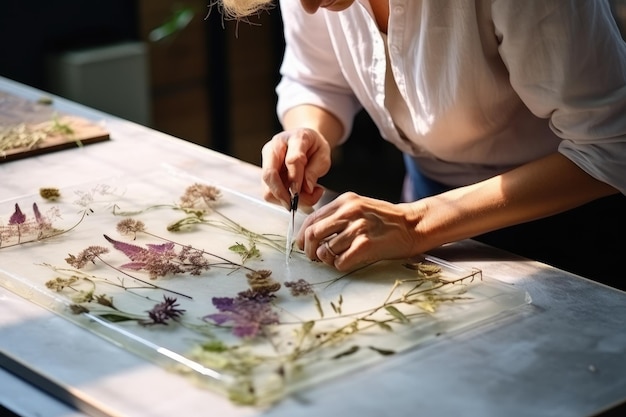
<box><xmin>71</xmin><ymin>290</ymin><xmax>94</xmax><ymax>303</ymax></box>
<box><xmin>246</xmin><ymin>270</ymin><xmax>281</xmax><ymax>294</ymax></box>
<box><xmin>45</xmin><ymin>276</ymin><xmax>80</xmax><ymax>292</ymax></box>
<box><xmin>94</xmin><ymin>294</ymin><xmax>115</xmax><ymax>309</ymax></box>
<box><xmin>70</xmin><ymin>304</ymin><xmax>89</xmax><ymax>314</ymax></box>
<box><xmin>1</xmin><ymin>201</ymin><xmax>65</xmax><ymax>248</ymax></box>
<box><xmin>177</xmin><ymin>245</ymin><xmax>211</xmax><ymax>276</ymax></box>
<box><xmin>142</xmin><ymin>296</ymin><xmax>186</xmax><ymax>325</ymax></box>
<box><xmin>39</xmin><ymin>187</ymin><xmax>61</xmax><ymax>201</ymax></box>
<box><xmin>32</xmin><ymin>203</ymin><xmax>44</xmax><ymax>225</ymax></box>
<box><xmin>73</xmin><ymin>184</ymin><xmax>115</xmax><ymax>208</ymax></box>
<box><xmin>65</xmin><ymin>246</ymin><xmax>110</xmax><ymax>269</ymax></box>
<box><xmin>9</xmin><ymin>203</ymin><xmax>26</xmax><ymax>225</ymax></box>
<box><xmin>284</xmin><ymin>279</ymin><xmax>314</xmax><ymax>297</ymax></box>
<box><xmin>205</xmin><ymin>293</ymin><xmax>279</xmax><ymax>338</ymax></box>
<box><xmin>104</xmin><ymin>235</ymin><xmax>211</xmax><ymax>279</ymax></box>
<box><xmin>179</xmin><ymin>183</ymin><xmax>221</xmax><ymax>212</ymax></box>
<box><xmin>116</xmin><ymin>218</ymin><xmax>146</xmax><ymax>238</ymax></box>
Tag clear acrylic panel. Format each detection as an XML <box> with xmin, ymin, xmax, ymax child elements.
<box><xmin>0</xmin><ymin>167</ymin><xmax>530</xmax><ymax>406</ymax></box>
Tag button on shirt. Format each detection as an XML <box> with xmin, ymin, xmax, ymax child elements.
<box><xmin>276</xmin><ymin>0</ymin><xmax>626</xmax><ymax>192</ymax></box>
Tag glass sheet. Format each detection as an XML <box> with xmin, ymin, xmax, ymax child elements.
<box><xmin>0</xmin><ymin>167</ymin><xmax>531</xmax><ymax>406</ymax></box>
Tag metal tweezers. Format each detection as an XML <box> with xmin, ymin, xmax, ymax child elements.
<box><xmin>285</xmin><ymin>188</ymin><xmax>299</xmax><ymax>264</ymax></box>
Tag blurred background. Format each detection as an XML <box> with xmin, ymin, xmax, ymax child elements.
<box><xmin>1</xmin><ymin>0</ymin><xmax>625</xmax><ymax>203</ymax></box>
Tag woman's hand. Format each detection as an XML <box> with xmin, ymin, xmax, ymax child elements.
<box><xmin>297</xmin><ymin>192</ymin><xmax>423</xmax><ymax>270</ymax></box>
<box><xmin>261</xmin><ymin>127</ymin><xmax>332</xmax><ymax>210</ymax></box>
<box><xmin>298</xmin><ymin>153</ymin><xmax>618</xmax><ymax>272</ymax></box>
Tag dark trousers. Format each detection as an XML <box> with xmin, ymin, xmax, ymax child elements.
<box><xmin>404</xmin><ymin>154</ymin><xmax>626</xmax><ymax>291</ymax></box>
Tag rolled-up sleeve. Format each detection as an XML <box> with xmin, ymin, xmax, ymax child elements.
<box><xmin>493</xmin><ymin>0</ymin><xmax>626</xmax><ymax>194</ymax></box>
<box><xmin>276</xmin><ymin>0</ymin><xmax>361</xmax><ymax>142</ymax></box>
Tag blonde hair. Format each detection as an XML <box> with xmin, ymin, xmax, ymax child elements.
<box><xmin>220</xmin><ymin>0</ymin><xmax>275</xmax><ymax>18</ymax></box>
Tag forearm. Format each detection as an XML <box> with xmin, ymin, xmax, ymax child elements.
<box><xmin>410</xmin><ymin>153</ymin><xmax>619</xmax><ymax>252</ymax></box>
<box><xmin>282</xmin><ymin>104</ymin><xmax>344</xmax><ymax>149</ymax></box>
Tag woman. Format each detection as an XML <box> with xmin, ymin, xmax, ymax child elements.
<box><xmin>222</xmin><ymin>0</ymin><xmax>626</xmax><ymax>288</ymax></box>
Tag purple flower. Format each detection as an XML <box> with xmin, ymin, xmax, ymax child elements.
<box><xmin>284</xmin><ymin>279</ymin><xmax>314</xmax><ymax>296</ymax></box>
<box><xmin>141</xmin><ymin>296</ymin><xmax>186</xmax><ymax>326</ymax></box>
<box><xmin>204</xmin><ymin>293</ymin><xmax>279</xmax><ymax>338</ymax></box>
<box><xmin>9</xmin><ymin>203</ymin><xmax>26</xmax><ymax>225</ymax></box>
<box><xmin>103</xmin><ymin>235</ymin><xmax>210</xmax><ymax>279</ymax></box>
<box><xmin>31</xmin><ymin>202</ymin><xmax>53</xmax><ymax>231</ymax></box>
<box><xmin>32</xmin><ymin>203</ymin><xmax>43</xmax><ymax>224</ymax></box>
<box><xmin>104</xmin><ymin>234</ymin><xmax>148</xmax><ymax>259</ymax></box>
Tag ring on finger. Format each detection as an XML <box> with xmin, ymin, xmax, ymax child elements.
<box><xmin>324</xmin><ymin>240</ymin><xmax>338</xmax><ymax>257</ymax></box>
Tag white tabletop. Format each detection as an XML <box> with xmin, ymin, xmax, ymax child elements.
<box><xmin>1</xmin><ymin>76</ymin><xmax>625</xmax><ymax>417</ymax></box>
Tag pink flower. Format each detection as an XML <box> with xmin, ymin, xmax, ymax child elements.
<box><xmin>9</xmin><ymin>204</ymin><xmax>26</xmax><ymax>225</ymax></box>
<box><xmin>103</xmin><ymin>235</ymin><xmax>210</xmax><ymax>279</ymax></box>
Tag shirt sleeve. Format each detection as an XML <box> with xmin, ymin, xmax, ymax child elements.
<box><xmin>492</xmin><ymin>0</ymin><xmax>626</xmax><ymax>194</ymax></box>
<box><xmin>276</xmin><ymin>0</ymin><xmax>361</xmax><ymax>142</ymax></box>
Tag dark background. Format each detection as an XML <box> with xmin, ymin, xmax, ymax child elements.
<box><xmin>0</xmin><ymin>0</ymin><xmax>404</xmax><ymax>202</ymax></box>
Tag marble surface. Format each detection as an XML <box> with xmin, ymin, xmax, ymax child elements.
<box><xmin>1</xmin><ymin>76</ymin><xmax>625</xmax><ymax>417</ymax></box>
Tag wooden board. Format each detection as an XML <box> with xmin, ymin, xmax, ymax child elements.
<box><xmin>0</xmin><ymin>91</ymin><xmax>110</xmax><ymax>162</ymax></box>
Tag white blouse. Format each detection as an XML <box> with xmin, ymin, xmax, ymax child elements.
<box><xmin>276</xmin><ymin>0</ymin><xmax>626</xmax><ymax>192</ymax></box>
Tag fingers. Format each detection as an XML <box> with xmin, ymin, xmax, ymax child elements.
<box><xmin>298</xmin><ymin>193</ymin><xmax>418</xmax><ymax>270</ymax></box>
<box><xmin>261</xmin><ymin>133</ymin><xmax>291</xmax><ymax>210</ymax></box>
<box><xmin>298</xmin><ymin>194</ymin><xmax>351</xmax><ymax>265</ymax></box>
<box><xmin>261</xmin><ymin>128</ymin><xmax>332</xmax><ymax>210</ymax></box>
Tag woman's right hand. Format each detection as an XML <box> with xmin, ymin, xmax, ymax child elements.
<box><xmin>261</xmin><ymin>127</ymin><xmax>332</xmax><ymax>210</ymax></box>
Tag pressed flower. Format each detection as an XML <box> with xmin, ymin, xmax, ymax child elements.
<box><xmin>30</xmin><ymin>202</ymin><xmax>53</xmax><ymax>233</ymax></box>
<box><xmin>45</xmin><ymin>276</ymin><xmax>80</xmax><ymax>291</ymax></box>
<box><xmin>95</xmin><ymin>294</ymin><xmax>115</xmax><ymax>309</ymax></box>
<box><xmin>284</xmin><ymin>279</ymin><xmax>314</xmax><ymax>296</ymax></box>
<box><xmin>70</xmin><ymin>304</ymin><xmax>89</xmax><ymax>314</ymax></box>
<box><xmin>39</xmin><ymin>187</ymin><xmax>61</xmax><ymax>201</ymax></box>
<box><xmin>142</xmin><ymin>296</ymin><xmax>186</xmax><ymax>325</ymax></box>
<box><xmin>116</xmin><ymin>218</ymin><xmax>146</xmax><ymax>237</ymax></box>
<box><xmin>65</xmin><ymin>246</ymin><xmax>110</xmax><ymax>269</ymax></box>
<box><xmin>178</xmin><ymin>245</ymin><xmax>211</xmax><ymax>276</ymax></box>
<box><xmin>179</xmin><ymin>183</ymin><xmax>221</xmax><ymax>211</ymax></box>
<box><xmin>9</xmin><ymin>203</ymin><xmax>26</xmax><ymax>225</ymax></box>
<box><xmin>246</xmin><ymin>270</ymin><xmax>281</xmax><ymax>294</ymax></box>
<box><xmin>205</xmin><ymin>293</ymin><xmax>279</xmax><ymax>338</ymax></box>
<box><xmin>103</xmin><ymin>235</ymin><xmax>211</xmax><ymax>279</ymax></box>
<box><xmin>237</xmin><ymin>288</ymin><xmax>277</xmax><ymax>304</ymax></box>
<box><xmin>104</xmin><ymin>234</ymin><xmax>148</xmax><ymax>260</ymax></box>
<box><xmin>71</xmin><ymin>290</ymin><xmax>94</xmax><ymax>303</ymax></box>
<box><xmin>32</xmin><ymin>203</ymin><xmax>43</xmax><ymax>224</ymax></box>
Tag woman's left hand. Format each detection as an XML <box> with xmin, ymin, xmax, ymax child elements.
<box><xmin>297</xmin><ymin>192</ymin><xmax>422</xmax><ymax>270</ymax></box>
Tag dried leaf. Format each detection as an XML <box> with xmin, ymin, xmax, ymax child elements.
<box><xmin>368</xmin><ymin>346</ymin><xmax>395</xmax><ymax>356</ymax></box>
<box><xmin>313</xmin><ymin>294</ymin><xmax>324</xmax><ymax>318</ymax></box>
<box><xmin>384</xmin><ymin>305</ymin><xmax>409</xmax><ymax>323</ymax></box>
<box><xmin>417</xmin><ymin>301</ymin><xmax>436</xmax><ymax>313</ymax></box>
<box><xmin>376</xmin><ymin>321</ymin><xmax>393</xmax><ymax>331</ymax></box>
<box><xmin>301</xmin><ymin>320</ymin><xmax>315</xmax><ymax>336</ymax></box>
<box><xmin>229</xmin><ymin>243</ymin><xmax>247</xmax><ymax>254</ymax></box>
<box><xmin>331</xmin><ymin>345</ymin><xmax>360</xmax><ymax>360</ymax></box>
<box><xmin>98</xmin><ymin>313</ymin><xmax>136</xmax><ymax>323</ymax></box>
<box><xmin>201</xmin><ymin>340</ymin><xmax>228</xmax><ymax>353</ymax></box>
<box><xmin>228</xmin><ymin>242</ymin><xmax>260</xmax><ymax>263</ymax></box>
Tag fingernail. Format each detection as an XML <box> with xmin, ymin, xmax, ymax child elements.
<box><xmin>289</xmin><ymin>182</ymin><xmax>298</xmax><ymax>196</ymax></box>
